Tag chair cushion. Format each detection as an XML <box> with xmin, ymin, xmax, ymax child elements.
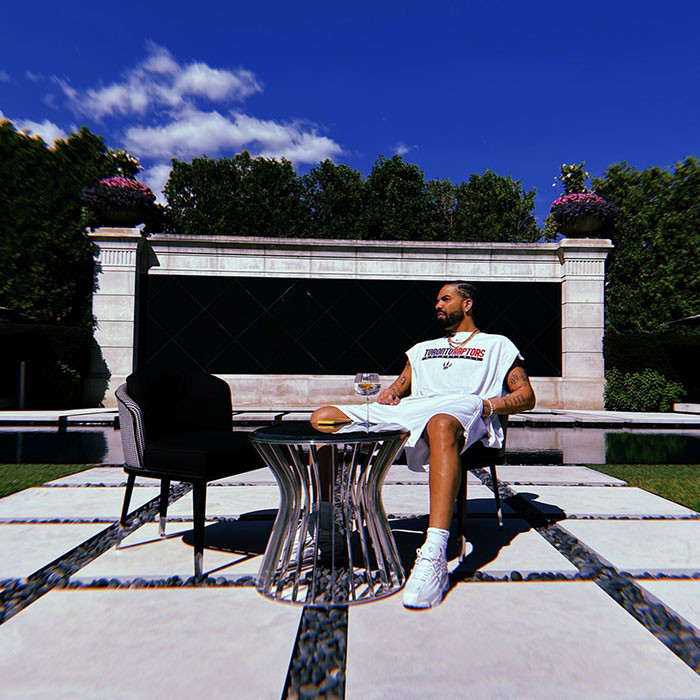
<box><xmin>142</xmin><ymin>431</ymin><xmax>263</xmax><ymax>479</ymax></box>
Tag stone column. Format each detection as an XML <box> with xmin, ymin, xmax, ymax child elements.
<box><xmin>558</xmin><ymin>238</ymin><xmax>614</xmax><ymax>409</ymax></box>
<box><xmin>86</xmin><ymin>229</ymin><xmax>143</xmax><ymax>407</ymax></box>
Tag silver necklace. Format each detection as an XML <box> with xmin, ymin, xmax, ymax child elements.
<box><xmin>447</xmin><ymin>328</ymin><xmax>480</xmax><ymax>349</ymax></box>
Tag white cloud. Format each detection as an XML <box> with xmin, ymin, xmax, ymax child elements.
<box><xmin>62</xmin><ymin>44</ymin><xmax>262</xmax><ymax>119</ymax></box>
<box><xmin>393</xmin><ymin>141</ymin><xmax>415</xmax><ymax>157</ymax></box>
<box><xmin>0</xmin><ymin>110</ymin><xmax>67</xmax><ymax>143</ymax></box>
<box><xmin>25</xmin><ymin>70</ymin><xmax>42</xmax><ymax>82</ymax></box>
<box><xmin>141</xmin><ymin>162</ymin><xmax>172</xmax><ymax>204</ymax></box>
<box><xmin>38</xmin><ymin>43</ymin><xmax>342</xmax><ymax>172</ymax></box>
<box><xmin>124</xmin><ymin>109</ymin><xmax>342</xmax><ymax>164</ymax></box>
<box><xmin>176</xmin><ymin>63</ymin><xmax>260</xmax><ymax>101</ymax></box>
<box><xmin>0</xmin><ymin>70</ymin><xmax>9</xmax><ymax>82</ymax></box>
<box><xmin>15</xmin><ymin>118</ymin><xmax>67</xmax><ymax>144</ymax></box>
<box><xmin>53</xmin><ymin>76</ymin><xmax>77</xmax><ymax>102</ymax></box>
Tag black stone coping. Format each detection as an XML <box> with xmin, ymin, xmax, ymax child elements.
<box><xmin>249</xmin><ymin>420</ymin><xmax>409</xmax><ymax>445</ymax></box>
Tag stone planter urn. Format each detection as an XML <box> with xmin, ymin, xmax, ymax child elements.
<box><xmin>95</xmin><ymin>205</ymin><xmax>150</xmax><ymax>228</ymax></box>
<box><xmin>550</xmin><ymin>193</ymin><xmax>618</xmax><ymax>239</ymax></box>
<box><xmin>558</xmin><ymin>214</ymin><xmax>607</xmax><ymax>238</ymax></box>
<box><xmin>81</xmin><ymin>177</ymin><xmax>155</xmax><ymax>229</ymax></box>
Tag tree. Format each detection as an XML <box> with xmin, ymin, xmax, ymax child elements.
<box><xmin>361</xmin><ymin>155</ymin><xmax>435</xmax><ymax>240</ymax></box>
<box><xmin>164</xmin><ymin>152</ymin><xmax>311</xmax><ymax>238</ymax></box>
<box><xmin>452</xmin><ymin>170</ymin><xmax>543</xmax><ymax>242</ymax></box>
<box><xmin>425</xmin><ymin>178</ymin><xmax>457</xmax><ymax>241</ymax></box>
<box><xmin>237</xmin><ymin>153</ymin><xmax>310</xmax><ymax>238</ymax></box>
<box><xmin>0</xmin><ymin>122</ymin><xmax>127</xmax><ymax>327</ymax></box>
<box><xmin>594</xmin><ymin>158</ymin><xmax>700</xmax><ymax>334</ymax></box>
<box><xmin>163</xmin><ymin>156</ymin><xmax>242</xmax><ymax>236</ymax></box>
<box><xmin>301</xmin><ymin>160</ymin><xmax>365</xmax><ymax>239</ymax></box>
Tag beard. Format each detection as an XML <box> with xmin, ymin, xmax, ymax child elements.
<box><xmin>437</xmin><ymin>308</ymin><xmax>465</xmax><ymax>328</ymax></box>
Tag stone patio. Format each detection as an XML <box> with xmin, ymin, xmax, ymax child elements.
<box><xmin>1</xmin><ymin>453</ymin><xmax>699</xmax><ymax>697</ymax></box>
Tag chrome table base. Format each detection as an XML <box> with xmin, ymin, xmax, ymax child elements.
<box><xmin>250</xmin><ymin>424</ymin><xmax>409</xmax><ymax>605</ymax></box>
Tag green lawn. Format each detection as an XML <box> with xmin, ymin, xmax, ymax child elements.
<box><xmin>0</xmin><ymin>464</ymin><xmax>94</xmax><ymax>498</ymax></box>
<box><xmin>587</xmin><ymin>464</ymin><xmax>700</xmax><ymax>513</ymax></box>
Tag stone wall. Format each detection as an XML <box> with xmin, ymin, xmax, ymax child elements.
<box><xmin>88</xmin><ymin>231</ymin><xmax>613</xmax><ymax>409</ymax></box>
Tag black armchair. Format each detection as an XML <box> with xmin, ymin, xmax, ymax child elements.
<box><xmin>116</xmin><ymin>369</ymin><xmax>263</xmax><ymax>580</ymax></box>
<box><xmin>456</xmin><ymin>417</ymin><xmax>508</xmax><ymax>562</ymax></box>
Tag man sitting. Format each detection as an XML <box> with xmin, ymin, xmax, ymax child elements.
<box><xmin>311</xmin><ymin>281</ymin><xmax>536</xmax><ymax>609</ymax></box>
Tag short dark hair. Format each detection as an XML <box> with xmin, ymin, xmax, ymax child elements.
<box><xmin>444</xmin><ymin>281</ymin><xmax>478</xmax><ymax>320</ymax></box>
<box><xmin>445</xmin><ymin>281</ymin><xmax>478</xmax><ymax>304</ymax></box>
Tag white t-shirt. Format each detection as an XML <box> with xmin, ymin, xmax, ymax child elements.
<box><xmin>334</xmin><ymin>331</ymin><xmax>522</xmax><ymax>466</ymax></box>
<box><xmin>407</xmin><ymin>331</ymin><xmax>522</xmax><ymax>401</ymax></box>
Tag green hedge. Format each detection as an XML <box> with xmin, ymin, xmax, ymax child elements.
<box><xmin>604</xmin><ymin>332</ymin><xmax>700</xmax><ymax>402</ymax></box>
<box><xmin>604</xmin><ymin>368</ymin><xmax>685</xmax><ymax>412</ymax></box>
<box><xmin>0</xmin><ymin>324</ymin><xmax>92</xmax><ymax>409</ymax></box>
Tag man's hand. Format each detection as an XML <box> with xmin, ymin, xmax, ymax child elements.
<box><xmin>378</xmin><ymin>387</ymin><xmax>401</xmax><ymax>405</ymax></box>
<box><xmin>378</xmin><ymin>360</ymin><xmax>412</xmax><ymax>405</ymax></box>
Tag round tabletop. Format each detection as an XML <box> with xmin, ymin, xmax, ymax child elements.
<box><xmin>249</xmin><ymin>420</ymin><xmax>409</xmax><ymax>445</ymax></box>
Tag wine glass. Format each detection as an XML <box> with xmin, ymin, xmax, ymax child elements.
<box><xmin>354</xmin><ymin>373</ymin><xmax>381</xmax><ymax>428</ymax></box>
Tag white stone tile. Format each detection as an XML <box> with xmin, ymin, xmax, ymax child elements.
<box><xmin>382</xmin><ymin>463</ymin><xmax>480</xmax><ymax>485</ymax></box>
<box><xmin>211</xmin><ymin>467</ymin><xmax>278</xmax><ymax>485</ymax></box>
<box><xmin>562</xmin><ymin>352</ymin><xmax>605</xmax><ymax>378</ymax></box>
<box><xmin>99</xmin><ymin>346</ymin><xmax>135</xmax><ymax>375</ymax></box>
<box><xmin>562</xmin><ymin>279</ymin><xmax>604</xmax><ymax>304</ymax></box>
<box><xmin>510</xmin><ymin>485</ymin><xmax>698</xmax><ymax>518</ymax></box>
<box><xmin>92</xmin><ymin>293</ymin><xmax>136</xmax><ymax>320</ymax></box>
<box><xmin>637</xmin><ymin>580</ymin><xmax>700</xmax><ymax>632</ymax></box>
<box><xmin>45</xmin><ymin>467</ymin><xmax>151</xmax><ymax>487</ymax></box>
<box><xmin>92</xmin><ymin>270</ymin><xmax>136</xmax><ymax>295</ymax></box>
<box><xmin>561</xmin><ymin>302</ymin><xmax>604</xmax><ymax>328</ymax></box>
<box><xmin>497</xmin><ymin>466</ymin><xmax>626</xmax><ymax>486</ymax></box>
<box><xmin>346</xmin><ymin>581</ymin><xmax>700</xmax><ymax>700</ymax></box>
<box><xmin>559</xmin><ymin>378</ymin><xmax>606</xmax><ymax>410</ymax></box>
<box><xmin>0</xmin><ymin>487</ymin><xmax>161</xmax><ymax>522</ymax></box>
<box><xmin>381</xmin><ymin>483</ymin><xmax>513</xmax><ymax>517</ymax></box>
<box><xmin>391</xmin><ymin>517</ymin><xmax>576</xmax><ymax>577</ymax></box>
<box><xmin>561</xmin><ymin>520</ymin><xmax>700</xmax><ymax>575</ymax></box>
<box><xmin>0</xmin><ymin>588</ymin><xmax>300</xmax><ymax>699</ymax></box>
<box><xmin>562</xmin><ymin>327</ymin><xmax>604</xmax><ymax>353</ymax></box>
<box><xmin>310</xmin><ymin>257</ymin><xmax>357</xmax><ymax>276</ymax></box>
<box><xmin>528</xmin><ymin>378</ymin><xmax>560</xmax><ymax>408</ymax></box>
<box><xmin>74</xmin><ymin>521</ymin><xmax>269</xmax><ymax>581</ymax></box>
<box><xmin>453</xmin><ymin>519</ymin><xmax>577</xmax><ymax>576</ymax></box>
<box><xmin>167</xmin><ymin>485</ymin><xmax>280</xmax><ymax>519</ymax></box>
<box><xmin>0</xmin><ymin>523</ymin><xmax>106</xmax><ymax>580</ymax></box>
<box><xmin>357</xmin><ymin>259</ymin><xmax>401</xmax><ymax>276</ymax></box>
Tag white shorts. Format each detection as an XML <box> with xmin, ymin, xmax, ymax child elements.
<box><xmin>333</xmin><ymin>393</ymin><xmax>488</xmax><ymax>471</ymax></box>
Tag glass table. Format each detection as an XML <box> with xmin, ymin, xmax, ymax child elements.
<box><xmin>249</xmin><ymin>421</ymin><xmax>410</xmax><ymax>605</ymax></box>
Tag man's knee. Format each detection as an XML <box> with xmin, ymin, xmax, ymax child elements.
<box><xmin>425</xmin><ymin>414</ymin><xmax>464</xmax><ymax>448</ymax></box>
<box><xmin>311</xmin><ymin>406</ymin><xmax>349</xmax><ymax>423</ymax></box>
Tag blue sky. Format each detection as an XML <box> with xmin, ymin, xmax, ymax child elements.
<box><xmin>1</xmin><ymin>0</ymin><xmax>698</xmax><ymax>224</ymax></box>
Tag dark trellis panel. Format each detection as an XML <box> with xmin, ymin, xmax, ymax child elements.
<box><xmin>138</xmin><ymin>277</ymin><xmax>561</xmax><ymax>377</ymax></box>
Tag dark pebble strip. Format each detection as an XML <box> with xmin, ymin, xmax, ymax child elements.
<box><xmin>572</xmin><ymin>514</ymin><xmax>700</xmax><ymax>520</ymax></box>
<box><xmin>41</xmin><ymin>483</ymin><xmax>152</xmax><ymax>488</ymax></box>
<box><xmin>282</xmin><ymin>605</ymin><xmax>347</xmax><ymax>700</ymax></box>
<box><xmin>474</xmin><ymin>468</ymin><xmax>700</xmax><ymax>673</ymax></box>
<box><xmin>0</xmin><ymin>482</ymin><xmax>191</xmax><ymax>625</ymax></box>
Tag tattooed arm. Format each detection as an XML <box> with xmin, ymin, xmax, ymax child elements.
<box><xmin>377</xmin><ymin>360</ymin><xmax>412</xmax><ymax>405</ymax></box>
<box><xmin>481</xmin><ymin>360</ymin><xmax>536</xmax><ymax>417</ymax></box>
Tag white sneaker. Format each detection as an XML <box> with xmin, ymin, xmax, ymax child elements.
<box><xmin>402</xmin><ymin>543</ymin><xmax>449</xmax><ymax>609</ymax></box>
<box><xmin>289</xmin><ymin>531</ymin><xmax>316</xmax><ymax>564</ymax></box>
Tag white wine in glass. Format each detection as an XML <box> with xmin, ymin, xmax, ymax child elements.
<box><xmin>354</xmin><ymin>373</ymin><xmax>381</xmax><ymax>427</ymax></box>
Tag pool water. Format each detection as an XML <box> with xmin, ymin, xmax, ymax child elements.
<box><xmin>0</xmin><ymin>427</ymin><xmax>698</xmax><ymax>466</ymax></box>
